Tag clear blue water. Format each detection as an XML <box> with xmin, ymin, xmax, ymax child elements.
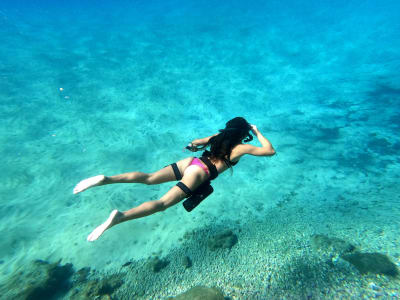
<box><xmin>1</xmin><ymin>1</ymin><xmax>399</xmax><ymax>299</ymax></box>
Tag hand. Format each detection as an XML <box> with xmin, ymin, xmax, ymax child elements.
<box><xmin>185</xmin><ymin>143</ymin><xmax>199</xmax><ymax>152</ymax></box>
<box><xmin>250</xmin><ymin>124</ymin><xmax>258</xmax><ymax>134</ymax></box>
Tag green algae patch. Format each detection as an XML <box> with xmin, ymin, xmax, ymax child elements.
<box><xmin>207</xmin><ymin>230</ymin><xmax>238</xmax><ymax>251</ymax></box>
<box><xmin>341</xmin><ymin>252</ymin><xmax>399</xmax><ymax>277</ymax></box>
<box><xmin>77</xmin><ymin>275</ymin><xmax>123</xmax><ymax>299</ymax></box>
<box><xmin>147</xmin><ymin>256</ymin><xmax>170</xmax><ymax>273</ymax></box>
<box><xmin>168</xmin><ymin>286</ymin><xmax>225</xmax><ymax>300</ymax></box>
<box><xmin>311</xmin><ymin>234</ymin><xmax>357</xmax><ymax>256</ymax></box>
<box><xmin>1</xmin><ymin>260</ymin><xmax>74</xmax><ymax>300</ymax></box>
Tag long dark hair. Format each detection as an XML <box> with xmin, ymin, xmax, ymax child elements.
<box><xmin>200</xmin><ymin>117</ymin><xmax>253</xmax><ymax>163</ymax></box>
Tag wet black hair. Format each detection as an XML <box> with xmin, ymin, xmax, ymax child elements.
<box><xmin>200</xmin><ymin>117</ymin><xmax>253</xmax><ymax>163</ymax></box>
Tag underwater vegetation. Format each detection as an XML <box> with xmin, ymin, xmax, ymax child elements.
<box><xmin>1</xmin><ymin>230</ymin><xmax>398</xmax><ymax>299</ymax></box>
<box><xmin>0</xmin><ymin>228</ymin><xmax>241</xmax><ymax>299</ymax></box>
<box><xmin>311</xmin><ymin>234</ymin><xmax>399</xmax><ymax>277</ymax></box>
<box><xmin>167</xmin><ymin>286</ymin><xmax>225</xmax><ymax>300</ymax></box>
<box><xmin>341</xmin><ymin>252</ymin><xmax>399</xmax><ymax>277</ymax></box>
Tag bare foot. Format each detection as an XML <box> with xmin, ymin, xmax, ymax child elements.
<box><xmin>87</xmin><ymin>210</ymin><xmax>121</xmax><ymax>242</ymax></box>
<box><xmin>73</xmin><ymin>175</ymin><xmax>105</xmax><ymax>194</ymax></box>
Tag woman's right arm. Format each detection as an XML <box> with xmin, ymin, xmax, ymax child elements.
<box><xmin>236</xmin><ymin>125</ymin><xmax>275</xmax><ymax>157</ymax></box>
<box><xmin>185</xmin><ymin>134</ymin><xmax>218</xmax><ymax>152</ymax></box>
<box><xmin>191</xmin><ymin>134</ymin><xmax>218</xmax><ymax>146</ymax></box>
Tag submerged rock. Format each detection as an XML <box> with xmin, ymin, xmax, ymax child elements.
<box><xmin>73</xmin><ymin>267</ymin><xmax>91</xmax><ymax>285</ymax></box>
<box><xmin>1</xmin><ymin>259</ymin><xmax>74</xmax><ymax>300</ymax></box>
<box><xmin>169</xmin><ymin>286</ymin><xmax>225</xmax><ymax>300</ymax></box>
<box><xmin>71</xmin><ymin>274</ymin><xmax>124</xmax><ymax>300</ymax></box>
<box><xmin>207</xmin><ymin>230</ymin><xmax>238</xmax><ymax>251</ymax></box>
<box><xmin>310</xmin><ymin>234</ymin><xmax>356</xmax><ymax>256</ymax></box>
<box><xmin>341</xmin><ymin>252</ymin><xmax>399</xmax><ymax>277</ymax></box>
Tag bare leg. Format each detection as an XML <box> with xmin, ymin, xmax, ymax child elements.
<box><xmin>87</xmin><ymin>198</ymin><xmax>177</xmax><ymax>241</ymax></box>
<box><xmin>73</xmin><ymin>172</ymin><xmax>152</xmax><ymax>194</ymax></box>
<box><xmin>87</xmin><ymin>199</ymin><xmax>165</xmax><ymax>241</ymax></box>
<box><xmin>86</xmin><ymin>166</ymin><xmax>204</xmax><ymax>241</ymax></box>
<box><xmin>74</xmin><ymin>157</ymin><xmax>194</xmax><ymax>194</ymax></box>
<box><xmin>85</xmin><ymin>159</ymin><xmax>202</xmax><ymax>241</ymax></box>
<box><xmin>105</xmin><ymin>172</ymin><xmax>151</xmax><ymax>184</ymax></box>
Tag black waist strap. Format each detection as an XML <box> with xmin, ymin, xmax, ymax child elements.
<box><xmin>199</xmin><ymin>157</ymin><xmax>218</xmax><ymax>180</ymax></box>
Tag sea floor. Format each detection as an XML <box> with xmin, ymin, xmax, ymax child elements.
<box><xmin>0</xmin><ymin>1</ymin><xmax>400</xmax><ymax>299</ymax></box>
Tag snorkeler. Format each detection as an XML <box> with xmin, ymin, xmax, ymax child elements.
<box><xmin>73</xmin><ymin>117</ymin><xmax>275</xmax><ymax>241</ymax></box>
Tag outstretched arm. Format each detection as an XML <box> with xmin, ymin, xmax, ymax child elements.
<box><xmin>191</xmin><ymin>133</ymin><xmax>218</xmax><ymax>146</ymax></box>
<box><xmin>185</xmin><ymin>133</ymin><xmax>218</xmax><ymax>152</ymax></box>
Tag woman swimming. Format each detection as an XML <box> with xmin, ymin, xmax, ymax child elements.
<box><xmin>73</xmin><ymin>117</ymin><xmax>275</xmax><ymax>241</ymax></box>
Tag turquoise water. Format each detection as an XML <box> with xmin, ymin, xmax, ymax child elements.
<box><xmin>1</xmin><ymin>1</ymin><xmax>400</xmax><ymax>299</ymax></box>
